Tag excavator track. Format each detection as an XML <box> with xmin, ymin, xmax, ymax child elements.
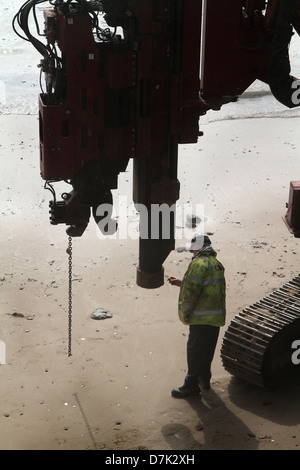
<box><xmin>221</xmin><ymin>275</ymin><xmax>300</xmax><ymax>390</ymax></box>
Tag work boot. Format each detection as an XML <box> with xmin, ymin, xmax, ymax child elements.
<box><xmin>198</xmin><ymin>379</ymin><xmax>211</xmax><ymax>390</ymax></box>
<box><xmin>171</xmin><ymin>385</ymin><xmax>201</xmax><ymax>399</ymax></box>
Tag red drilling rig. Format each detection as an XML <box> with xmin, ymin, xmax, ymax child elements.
<box><xmin>14</xmin><ymin>0</ymin><xmax>300</xmax><ymax>387</ymax></box>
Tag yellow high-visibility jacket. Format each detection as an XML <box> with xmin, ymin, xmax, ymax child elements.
<box><xmin>178</xmin><ymin>247</ymin><xmax>226</xmax><ymax>326</ymax></box>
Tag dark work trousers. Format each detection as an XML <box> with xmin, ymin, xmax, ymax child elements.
<box><xmin>184</xmin><ymin>324</ymin><xmax>220</xmax><ymax>388</ymax></box>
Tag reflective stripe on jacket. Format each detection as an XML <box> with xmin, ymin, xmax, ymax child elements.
<box><xmin>178</xmin><ymin>247</ymin><xmax>226</xmax><ymax>326</ymax></box>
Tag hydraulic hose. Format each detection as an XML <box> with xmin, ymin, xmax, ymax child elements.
<box><xmin>266</xmin><ymin>0</ymin><xmax>300</xmax><ymax>108</ymax></box>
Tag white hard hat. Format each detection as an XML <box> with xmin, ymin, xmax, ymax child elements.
<box><xmin>189</xmin><ymin>233</ymin><xmax>211</xmax><ymax>251</ymax></box>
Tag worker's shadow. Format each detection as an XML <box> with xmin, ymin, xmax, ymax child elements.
<box><xmin>161</xmin><ymin>375</ymin><xmax>300</xmax><ymax>450</ymax></box>
<box><xmin>161</xmin><ymin>386</ymin><xmax>260</xmax><ymax>450</ymax></box>
<box><xmin>227</xmin><ymin>375</ymin><xmax>300</xmax><ymax>426</ymax></box>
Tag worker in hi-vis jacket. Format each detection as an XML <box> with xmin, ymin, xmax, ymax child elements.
<box><xmin>168</xmin><ymin>234</ymin><xmax>226</xmax><ymax>398</ymax></box>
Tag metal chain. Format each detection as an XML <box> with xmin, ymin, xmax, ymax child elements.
<box><xmin>67</xmin><ymin>236</ymin><xmax>73</xmax><ymax>357</ymax></box>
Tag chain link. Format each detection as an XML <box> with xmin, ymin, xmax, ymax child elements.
<box><xmin>67</xmin><ymin>236</ymin><xmax>73</xmax><ymax>357</ymax></box>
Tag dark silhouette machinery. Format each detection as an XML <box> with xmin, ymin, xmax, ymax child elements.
<box><xmin>14</xmin><ymin>0</ymin><xmax>300</xmax><ymax>386</ymax></box>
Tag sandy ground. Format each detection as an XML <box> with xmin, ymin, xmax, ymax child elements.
<box><xmin>1</xmin><ymin>113</ymin><xmax>300</xmax><ymax>451</ymax></box>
